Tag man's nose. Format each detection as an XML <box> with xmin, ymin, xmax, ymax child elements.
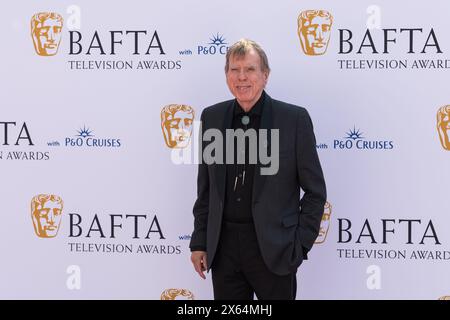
<box><xmin>238</xmin><ymin>70</ymin><xmax>248</xmax><ymax>80</ymax></box>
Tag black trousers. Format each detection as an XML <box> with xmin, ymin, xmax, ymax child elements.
<box><xmin>211</xmin><ymin>221</ymin><xmax>297</xmax><ymax>300</ymax></box>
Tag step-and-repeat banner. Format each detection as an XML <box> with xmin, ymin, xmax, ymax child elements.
<box><xmin>1</xmin><ymin>0</ymin><xmax>449</xmax><ymax>299</ymax></box>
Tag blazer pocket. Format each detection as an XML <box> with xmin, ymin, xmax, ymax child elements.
<box><xmin>282</xmin><ymin>213</ymin><xmax>299</xmax><ymax>228</ymax></box>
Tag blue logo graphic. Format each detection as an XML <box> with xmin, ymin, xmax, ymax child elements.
<box><xmin>46</xmin><ymin>126</ymin><xmax>122</xmax><ymax>148</ymax></box>
<box><xmin>76</xmin><ymin>125</ymin><xmax>94</xmax><ymax>138</ymax></box>
<box><xmin>208</xmin><ymin>33</ymin><xmax>227</xmax><ymax>46</ymax></box>
<box><xmin>179</xmin><ymin>33</ymin><xmax>229</xmax><ymax>56</ymax></box>
<box><xmin>345</xmin><ymin>126</ymin><xmax>364</xmax><ymax>140</ymax></box>
<box><xmin>198</xmin><ymin>33</ymin><xmax>228</xmax><ymax>55</ymax></box>
<box><xmin>332</xmin><ymin>126</ymin><xmax>394</xmax><ymax>150</ymax></box>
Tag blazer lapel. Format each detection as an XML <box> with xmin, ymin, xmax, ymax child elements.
<box><xmin>215</xmin><ymin>100</ymin><xmax>234</xmax><ymax>202</ymax></box>
<box><xmin>252</xmin><ymin>93</ymin><xmax>273</xmax><ymax>202</ymax></box>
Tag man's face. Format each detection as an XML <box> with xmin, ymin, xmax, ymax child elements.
<box><xmin>32</xmin><ymin>198</ymin><xmax>63</xmax><ymax>238</ymax></box>
<box><xmin>163</xmin><ymin>109</ymin><xmax>194</xmax><ymax>148</ymax></box>
<box><xmin>226</xmin><ymin>49</ymin><xmax>268</xmax><ymax>110</ymax></box>
<box><xmin>299</xmin><ymin>15</ymin><xmax>332</xmax><ymax>56</ymax></box>
<box><xmin>437</xmin><ymin>106</ymin><xmax>450</xmax><ymax>150</ymax></box>
<box><xmin>32</xmin><ymin>18</ymin><xmax>63</xmax><ymax>56</ymax></box>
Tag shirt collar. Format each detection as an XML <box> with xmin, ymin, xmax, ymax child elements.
<box><xmin>234</xmin><ymin>90</ymin><xmax>266</xmax><ymax>117</ymax></box>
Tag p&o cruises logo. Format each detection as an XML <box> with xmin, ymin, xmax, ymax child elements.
<box><xmin>46</xmin><ymin>126</ymin><xmax>122</xmax><ymax>148</ymax></box>
<box><xmin>316</xmin><ymin>126</ymin><xmax>394</xmax><ymax>151</ymax></box>
<box><xmin>179</xmin><ymin>33</ymin><xmax>228</xmax><ymax>56</ymax></box>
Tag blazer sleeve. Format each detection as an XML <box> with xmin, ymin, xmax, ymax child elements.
<box><xmin>296</xmin><ymin>108</ymin><xmax>327</xmax><ymax>253</ymax></box>
<box><xmin>189</xmin><ymin>110</ymin><xmax>209</xmax><ymax>252</ymax></box>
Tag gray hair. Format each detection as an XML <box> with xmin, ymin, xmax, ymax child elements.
<box><xmin>225</xmin><ymin>39</ymin><xmax>270</xmax><ymax>73</ymax></box>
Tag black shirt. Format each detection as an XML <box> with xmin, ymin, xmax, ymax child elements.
<box><xmin>223</xmin><ymin>91</ymin><xmax>265</xmax><ymax>223</ymax></box>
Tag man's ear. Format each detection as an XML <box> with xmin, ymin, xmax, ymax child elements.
<box><xmin>264</xmin><ymin>71</ymin><xmax>269</xmax><ymax>84</ymax></box>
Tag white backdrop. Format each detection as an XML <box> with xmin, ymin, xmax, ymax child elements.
<box><xmin>1</xmin><ymin>0</ymin><xmax>449</xmax><ymax>299</ymax></box>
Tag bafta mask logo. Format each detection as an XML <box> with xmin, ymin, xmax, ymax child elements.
<box><xmin>31</xmin><ymin>194</ymin><xmax>63</xmax><ymax>238</ymax></box>
<box><xmin>298</xmin><ymin>10</ymin><xmax>333</xmax><ymax>56</ymax></box>
<box><xmin>31</xmin><ymin>12</ymin><xmax>64</xmax><ymax>56</ymax></box>
<box><xmin>437</xmin><ymin>105</ymin><xmax>450</xmax><ymax>150</ymax></box>
<box><xmin>315</xmin><ymin>201</ymin><xmax>332</xmax><ymax>244</ymax></box>
<box><xmin>160</xmin><ymin>289</ymin><xmax>195</xmax><ymax>300</ymax></box>
<box><xmin>161</xmin><ymin>104</ymin><xmax>195</xmax><ymax>149</ymax></box>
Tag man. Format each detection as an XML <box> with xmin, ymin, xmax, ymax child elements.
<box><xmin>190</xmin><ymin>39</ymin><xmax>326</xmax><ymax>300</ymax></box>
<box><xmin>31</xmin><ymin>12</ymin><xmax>64</xmax><ymax>56</ymax></box>
<box><xmin>297</xmin><ymin>10</ymin><xmax>333</xmax><ymax>56</ymax></box>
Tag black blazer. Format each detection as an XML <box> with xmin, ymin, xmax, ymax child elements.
<box><xmin>190</xmin><ymin>93</ymin><xmax>326</xmax><ymax>276</ymax></box>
